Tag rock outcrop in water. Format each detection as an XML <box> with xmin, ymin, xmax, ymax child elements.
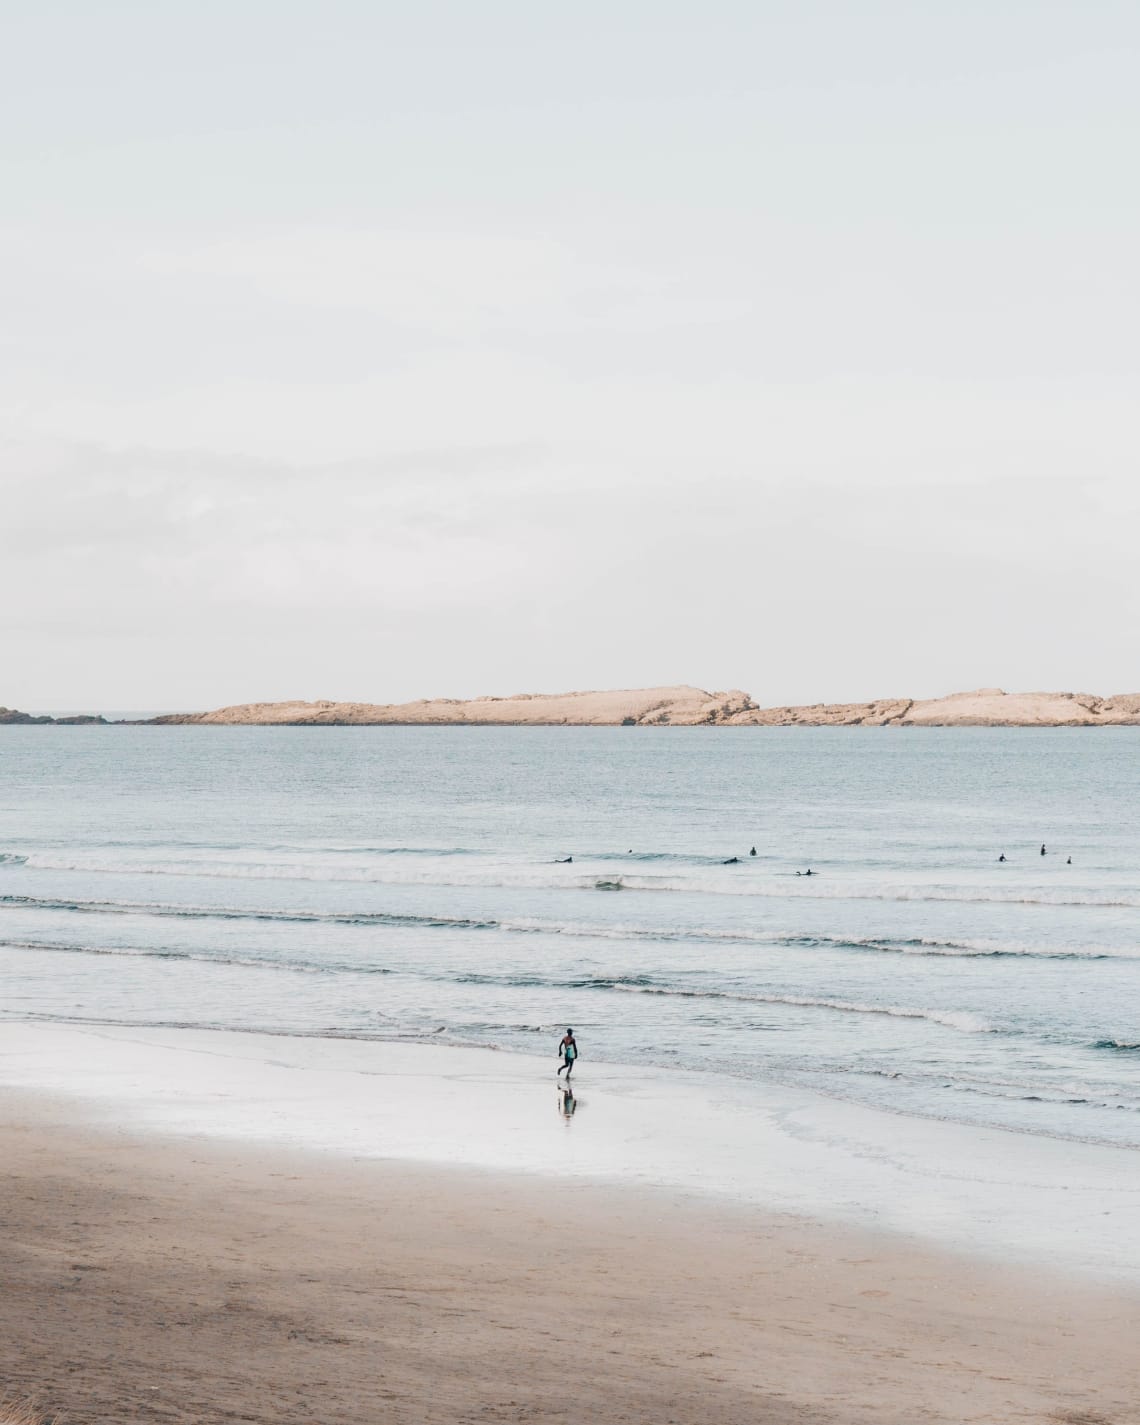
<box><xmin>145</xmin><ymin>687</ymin><xmax>1140</xmax><ymax>727</ymax></box>
<box><xmin>0</xmin><ymin>707</ymin><xmax>106</xmax><ymax>725</ymax></box>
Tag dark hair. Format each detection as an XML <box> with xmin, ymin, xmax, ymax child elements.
<box><xmin>566</xmin><ymin>1028</ymin><xmax>573</xmax><ymax>1035</ymax></box>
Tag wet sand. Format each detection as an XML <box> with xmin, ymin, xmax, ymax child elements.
<box><xmin>2</xmin><ymin>1095</ymin><xmax>1139</xmax><ymax>1425</ymax></box>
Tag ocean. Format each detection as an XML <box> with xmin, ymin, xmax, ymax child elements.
<box><xmin>2</xmin><ymin>725</ymin><xmax>1140</xmax><ymax>1150</ymax></box>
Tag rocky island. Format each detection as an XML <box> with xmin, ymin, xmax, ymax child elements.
<box><xmin>0</xmin><ymin>707</ymin><xmax>108</xmax><ymax>725</ymax></box>
<box><xmin>6</xmin><ymin>687</ymin><xmax>1140</xmax><ymax>728</ymax></box>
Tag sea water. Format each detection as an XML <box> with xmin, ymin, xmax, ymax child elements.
<box><xmin>2</xmin><ymin>726</ymin><xmax>1139</xmax><ymax>1150</ymax></box>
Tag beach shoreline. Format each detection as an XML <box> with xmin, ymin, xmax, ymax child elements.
<box><xmin>4</xmin><ymin>1011</ymin><xmax>1140</xmax><ymax>1422</ymax></box>
<box><xmin>3</xmin><ymin>1021</ymin><xmax>1140</xmax><ymax>1283</ymax></box>
<box><xmin>2</xmin><ymin>1086</ymin><xmax>1139</xmax><ymax>1425</ymax></box>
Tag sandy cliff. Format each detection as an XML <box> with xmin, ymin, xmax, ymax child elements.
<box><xmin>146</xmin><ymin>687</ymin><xmax>1140</xmax><ymax>727</ymax></box>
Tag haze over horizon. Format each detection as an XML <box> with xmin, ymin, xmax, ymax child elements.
<box><xmin>3</xmin><ymin>1</ymin><xmax>1138</xmax><ymax>710</ymax></box>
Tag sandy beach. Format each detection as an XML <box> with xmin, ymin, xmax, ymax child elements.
<box><xmin>3</xmin><ymin>1104</ymin><xmax>1139</xmax><ymax>1425</ymax></box>
<box><xmin>2</xmin><ymin>1030</ymin><xmax>1140</xmax><ymax>1424</ymax></box>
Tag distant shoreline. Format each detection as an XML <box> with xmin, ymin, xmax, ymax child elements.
<box><xmin>5</xmin><ymin>684</ymin><xmax>1140</xmax><ymax>727</ymax></box>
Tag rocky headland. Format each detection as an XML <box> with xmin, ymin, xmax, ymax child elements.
<box><xmin>6</xmin><ymin>688</ymin><xmax>1140</xmax><ymax>728</ymax></box>
<box><xmin>149</xmin><ymin>686</ymin><xmax>1140</xmax><ymax>727</ymax></box>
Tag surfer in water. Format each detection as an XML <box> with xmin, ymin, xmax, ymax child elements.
<box><xmin>555</xmin><ymin>856</ymin><xmax>573</xmax><ymax>863</ymax></box>
<box><xmin>557</xmin><ymin>1028</ymin><xmax>578</xmax><ymax>1079</ymax></box>
<box><xmin>723</xmin><ymin>856</ymin><xmax>740</xmax><ymax>864</ymax></box>
<box><xmin>750</xmin><ymin>846</ymin><xmax>757</xmax><ymax>856</ymax></box>
<box><xmin>998</xmin><ymin>854</ymin><xmax>1006</xmax><ymax>862</ymax></box>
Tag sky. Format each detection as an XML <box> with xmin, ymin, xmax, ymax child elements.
<box><xmin>2</xmin><ymin>0</ymin><xmax>1138</xmax><ymax>711</ymax></box>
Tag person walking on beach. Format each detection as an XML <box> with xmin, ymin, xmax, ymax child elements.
<box><xmin>557</xmin><ymin>1028</ymin><xmax>578</xmax><ymax>1079</ymax></box>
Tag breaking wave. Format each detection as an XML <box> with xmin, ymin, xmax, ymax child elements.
<box><xmin>0</xmin><ymin>894</ymin><xmax>1133</xmax><ymax>961</ymax></box>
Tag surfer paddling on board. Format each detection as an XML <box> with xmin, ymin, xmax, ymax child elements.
<box><xmin>557</xmin><ymin>1028</ymin><xmax>578</xmax><ymax>1079</ymax></box>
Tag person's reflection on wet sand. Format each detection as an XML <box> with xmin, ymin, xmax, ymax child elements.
<box><xmin>559</xmin><ymin>1085</ymin><xmax>577</xmax><ymax>1120</ymax></box>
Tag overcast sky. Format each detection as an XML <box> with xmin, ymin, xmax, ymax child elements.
<box><xmin>2</xmin><ymin>1</ymin><xmax>1137</xmax><ymax>711</ymax></box>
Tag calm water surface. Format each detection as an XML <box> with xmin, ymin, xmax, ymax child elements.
<box><xmin>2</xmin><ymin>727</ymin><xmax>1139</xmax><ymax>1147</ymax></box>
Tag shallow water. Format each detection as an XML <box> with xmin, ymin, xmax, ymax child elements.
<box><xmin>2</xmin><ymin>725</ymin><xmax>1139</xmax><ymax>1148</ymax></box>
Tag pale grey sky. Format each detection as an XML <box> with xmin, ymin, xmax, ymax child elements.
<box><xmin>2</xmin><ymin>1</ymin><xmax>1137</xmax><ymax>710</ymax></box>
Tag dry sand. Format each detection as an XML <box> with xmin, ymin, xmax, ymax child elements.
<box><xmin>150</xmin><ymin>686</ymin><xmax>1140</xmax><ymax>727</ymax></box>
<box><xmin>3</xmin><ymin>1102</ymin><xmax>1138</xmax><ymax>1425</ymax></box>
